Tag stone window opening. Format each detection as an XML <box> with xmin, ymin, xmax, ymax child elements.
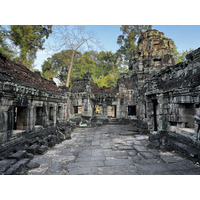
<box><xmin>179</xmin><ymin>103</ymin><xmax>195</xmax><ymax>129</ymax></box>
<box><xmin>128</xmin><ymin>105</ymin><xmax>136</xmax><ymax>116</ymax></box>
<box><xmin>35</xmin><ymin>107</ymin><xmax>43</xmax><ymax>126</ymax></box>
<box><xmin>153</xmin><ymin>58</ymin><xmax>162</xmax><ymax>62</ymax></box>
<box><xmin>13</xmin><ymin>106</ymin><xmax>28</xmax><ymax>131</ymax></box>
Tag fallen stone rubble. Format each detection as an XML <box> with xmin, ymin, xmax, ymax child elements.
<box><xmin>0</xmin><ymin>122</ymin><xmax>74</xmax><ymax>175</ymax></box>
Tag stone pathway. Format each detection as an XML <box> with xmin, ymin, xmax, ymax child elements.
<box><xmin>28</xmin><ymin>124</ymin><xmax>200</xmax><ymax>175</ymax></box>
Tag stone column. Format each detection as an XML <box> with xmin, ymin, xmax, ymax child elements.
<box><xmin>102</xmin><ymin>103</ymin><xmax>107</xmax><ymax>117</ymax></box>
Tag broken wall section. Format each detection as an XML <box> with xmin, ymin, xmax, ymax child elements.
<box><xmin>0</xmin><ymin>54</ymin><xmax>71</xmax><ymax>157</ymax></box>
<box><xmin>143</xmin><ymin>48</ymin><xmax>200</xmax><ymax>150</ymax></box>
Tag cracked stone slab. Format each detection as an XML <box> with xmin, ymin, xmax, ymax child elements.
<box><xmin>103</xmin><ymin>150</ymin><xmax>127</xmax><ymax>157</ymax></box>
<box><xmin>76</xmin><ymin>156</ymin><xmax>106</xmax><ymax>162</ymax></box>
<box><xmin>67</xmin><ymin>167</ymin><xmax>98</xmax><ymax>175</ymax></box>
<box><xmin>98</xmin><ymin>166</ymin><xmax>138</xmax><ymax>175</ymax></box>
<box><xmin>160</xmin><ymin>155</ymin><xmax>187</xmax><ymax>163</ymax></box>
<box><xmin>136</xmin><ymin>163</ymin><xmax>172</xmax><ymax>175</ymax></box>
<box><xmin>67</xmin><ymin>160</ymin><xmax>105</xmax><ymax>168</ymax></box>
<box><xmin>134</xmin><ymin>145</ymin><xmax>148</xmax><ymax>152</ymax></box>
<box><xmin>105</xmin><ymin>158</ymin><xmax>133</xmax><ymax>166</ymax></box>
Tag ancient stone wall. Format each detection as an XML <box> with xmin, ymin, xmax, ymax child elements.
<box><xmin>141</xmin><ymin>48</ymin><xmax>200</xmax><ymax>150</ymax></box>
<box><xmin>0</xmin><ymin>54</ymin><xmax>72</xmax><ymax>159</ymax></box>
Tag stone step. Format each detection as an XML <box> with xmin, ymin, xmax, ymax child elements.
<box><xmin>169</xmin><ymin>139</ymin><xmax>200</xmax><ymax>158</ymax></box>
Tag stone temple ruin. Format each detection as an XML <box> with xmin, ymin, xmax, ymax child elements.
<box><xmin>1</xmin><ymin>29</ymin><xmax>200</xmax><ymax>174</ymax></box>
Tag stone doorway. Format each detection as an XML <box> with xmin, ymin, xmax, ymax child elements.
<box><xmin>14</xmin><ymin>106</ymin><xmax>28</xmax><ymax>130</ymax></box>
<box><xmin>152</xmin><ymin>99</ymin><xmax>158</xmax><ymax>131</ymax></box>
<box><xmin>107</xmin><ymin>105</ymin><xmax>116</xmax><ymax>118</ymax></box>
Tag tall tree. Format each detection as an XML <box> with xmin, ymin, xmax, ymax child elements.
<box><xmin>9</xmin><ymin>25</ymin><xmax>52</xmax><ymax>68</ymax></box>
<box><xmin>51</xmin><ymin>25</ymin><xmax>99</xmax><ymax>88</ymax></box>
<box><xmin>117</xmin><ymin>25</ymin><xmax>152</xmax><ymax>62</ymax></box>
<box><xmin>42</xmin><ymin>50</ymin><xmax>82</xmax><ymax>85</ymax></box>
<box><xmin>0</xmin><ymin>26</ymin><xmax>15</xmax><ymax>59</ymax></box>
<box><xmin>42</xmin><ymin>50</ymin><xmax>127</xmax><ymax>88</ymax></box>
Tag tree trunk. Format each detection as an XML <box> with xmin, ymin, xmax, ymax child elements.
<box><xmin>65</xmin><ymin>38</ymin><xmax>90</xmax><ymax>88</ymax></box>
<box><xmin>66</xmin><ymin>50</ymin><xmax>75</xmax><ymax>88</ymax></box>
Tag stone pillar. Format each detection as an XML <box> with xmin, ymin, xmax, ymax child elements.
<box><xmin>29</xmin><ymin>100</ymin><xmax>35</xmax><ymax>131</ymax></box>
<box><xmin>53</xmin><ymin>104</ymin><xmax>57</xmax><ymax>126</ymax></box>
<box><xmin>102</xmin><ymin>103</ymin><xmax>107</xmax><ymax>117</ymax></box>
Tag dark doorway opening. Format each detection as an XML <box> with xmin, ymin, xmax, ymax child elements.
<box><xmin>35</xmin><ymin>107</ymin><xmax>43</xmax><ymax>125</ymax></box>
<box><xmin>74</xmin><ymin>106</ymin><xmax>78</xmax><ymax>114</ymax></box>
<box><xmin>57</xmin><ymin>106</ymin><xmax>62</xmax><ymax>120</ymax></box>
<box><xmin>128</xmin><ymin>106</ymin><xmax>136</xmax><ymax>116</ymax></box>
<box><xmin>14</xmin><ymin>106</ymin><xmax>27</xmax><ymax>130</ymax></box>
<box><xmin>49</xmin><ymin>106</ymin><xmax>54</xmax><ymax>121</ymax></box>
<box><xmin>73</xmin><ymin>106</ymin><xmax>82</xmax><ymax>115</ymax></box>
<box><xmin>152</xmin><ymin>99</ymin><xmax>158</xmax><ymax>131</ymax></box>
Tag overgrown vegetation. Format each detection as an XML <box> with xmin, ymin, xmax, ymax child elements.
<box><xmin>0</xmin><ymin>25</ymin><xmax>194</xmax><ymax>88</ymax></box>
<box><xmin>42</xmin><ymin>50</ymin><xmax>128</xmax><ymax>88</ymax></box>
<box><xmin>173</xmin><ymin>45</ymin><xmax>193</xmax><ymax>64</ymax></box>
<box><xmin>0</xmin><ymin>25</ymin><xmax>52</xmax><ymax>69</ymax></box>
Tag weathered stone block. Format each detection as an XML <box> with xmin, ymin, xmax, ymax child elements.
<box><xmin>47</xmin><ymin>135</ymin><xmax>59</xmax><ymax>147</ymax></box>
<box><xmin>26</xmin><ymin>161</ymin><xmax>40</xmax><ymax>170</ymax></box>
<box><xmin>8</xmin><ymin>150</ymin><xmax>27</xmax><ymax>160</ymax></box>
<box><xmin>37</xmin><ymin>145</ymin><xmax>48</xmax><ymax>155</ymax></box>
<box><xmin>0</xmin><ymin>159</ymin><xmax>17</xmax><ymax>173</ymax></box>
<box><xmin>25</xmin><ymin>152</ymin><xmax>34</xmax><ymax>159</ymax></box>
<box><xmin>26</xmin><ymin>144</ymin><xmax>40</xmax><ymax>155</ymax></box>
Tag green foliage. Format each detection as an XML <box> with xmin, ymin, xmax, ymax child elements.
<box><xmin>0</xmin><ymin>26</ymin><xmax>15</xmax><ymax>59</ymax></box>
<box><xmin>42</xmin><ymin>50</ymin><xmax>81</xmax><ymax>84</ymax></box>
<box><xmin>9</xmin><ymin>25</ymin><xmax>52</xmax><ymax>69</ymax></box>
<box><xmin>91</xmin><ymin>51</ymin><xmax>125</xmax><ymax>88</ymax></box>
<box><xmin>42</xmin><ymin>50</ymin><xmax>128</xmax><ymax>88</ymax></box>
<box><xmin>117</xmin><ymin>25</ymin><xmax>152</xmax><ymax>62</ymax></box>
<box><xmin>70</xmin><ymin>51</ymin><xmax>98</xmax><ymax>82</ymax></box>
<box><xmin>173</xmin><ymin>44</ymin><xmax>193</xmax><ymax>64</ymax></box>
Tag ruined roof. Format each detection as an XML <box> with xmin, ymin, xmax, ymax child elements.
<box><xmin>0</xmin><ymin>54</ymin><xmax>60</xmax><ymax>92</ymax></box>
<box><xmin>91</xmin><ymin>84</ymin><xmax>117</xmax><ymax>94</ymax></box>
<box><xmin>144</xmin><ymin>47</ymin><xmax>200</xmax><ymax>94</ymax></box>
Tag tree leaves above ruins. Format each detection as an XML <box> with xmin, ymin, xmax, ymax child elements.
<box><xmin>9</xmin><ymin>25</ymin><xmax>52</xmax><ymax>69</ymax></box>
<box><xmin>0</xmin><ymin>25</ymin><xmax>52</xmax><ymax>69</ymax></box>
<box><xmin>41</xmin><ymin>50</ymin><xmax>127</xmax><ymax>88</ymax></box>
<box><xmin>116</xmin><ymin>25</ymin><xmax>152</xmax><ymax>62</ymax></box>
<box><xmin>0</xmin><ymin>26</ymin><xmax>15</xmax><ymax>60</ymax></box>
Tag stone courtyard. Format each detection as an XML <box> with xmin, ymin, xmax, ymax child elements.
<box><xmin>28</xmin><ymin>124</ymin><xmax>200</xmax><ymax>175</ymax></box>
<box><xmin>1</xmin><ymin>28</ymin><xmax>200</xmax><ymax>175</ymax></box>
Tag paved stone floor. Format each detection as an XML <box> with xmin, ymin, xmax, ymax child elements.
<box><xmin>28</xmin><ymin>124</ymin><xmax>200</xmax><ymax>175</ymax></box>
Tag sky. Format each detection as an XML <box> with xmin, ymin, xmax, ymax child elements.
<box><xmin>34</xmin><ymin>25</ymin><xmax>200</xmax><ymax>71</ymax></box>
